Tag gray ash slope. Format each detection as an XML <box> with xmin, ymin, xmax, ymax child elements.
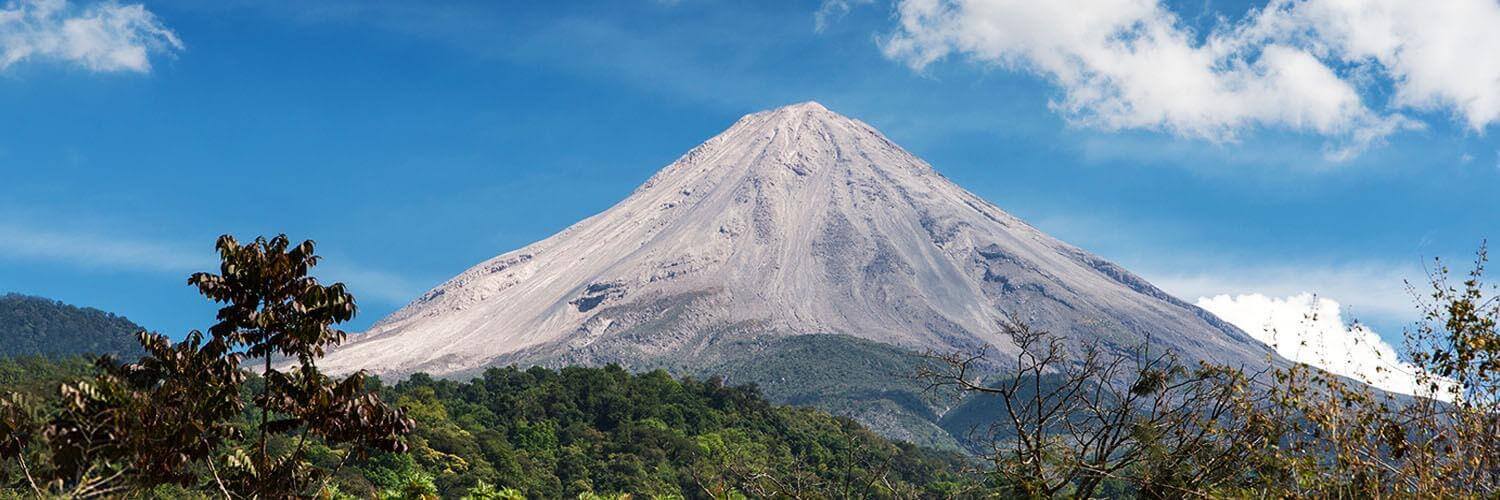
<box><xmin>322</xmin><ymin>102</ymin><xmax>1273</xmax><ymax>384</ymax></box>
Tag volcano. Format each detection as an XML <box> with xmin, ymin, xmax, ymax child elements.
<box><xmin>321</xmin><ymin>102</ymin><xmax>1271</xmax><ymax>387</ymax></box>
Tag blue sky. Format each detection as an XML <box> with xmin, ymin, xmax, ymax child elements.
<box><xmin>0</xmin><ymin>0</ymin><xmax>1496</xmax><ymax>368</ymax></box>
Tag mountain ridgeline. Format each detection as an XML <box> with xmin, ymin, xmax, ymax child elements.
<box><xmin>317</xmin><ymin>102</ymin><xmax>1282</xmax><ymax>448</ymax></box>
<box><xmin>0</xmin><ymin>293</ymin><xmax>146</xmax><ymax>359</ymax></box>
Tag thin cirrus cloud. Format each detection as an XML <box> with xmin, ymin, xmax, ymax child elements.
<box><xmin>0</xmin><ymin>222</ymin><xmax>214</xmax><ymax>273</ymax></box>
<box><xmin>868</xmin><ymin>0</ymin><xmax>1500</xmax><ymax>160</ymax></box>
<box><xmin>814</xmin><ymin>0</ymin><xmax>873</xmax><ymax>32</ymax></box>
<box><xmin>0</xmin><ymin>0</ymin><xmax>183</xmax><ymax>73</ymax></box>
<box><xmin>0</xmin><ymin>222</ymin><xmax>422</xmax><ymax>305</ymax></box>
<box><xmin>1196</xmin><ymin>293</ymin><xmax>1455</xmax><ymax>399</ymax></box>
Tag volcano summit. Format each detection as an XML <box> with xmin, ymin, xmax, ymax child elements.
<box><xmin>321</xmin><ymin>102</ymin><xmax>1271</xmax><ymax>385</ymax></box>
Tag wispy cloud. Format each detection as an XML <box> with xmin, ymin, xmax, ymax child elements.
<box><xmin>1029</xmin><ymin>211</ymin><xmax>1426</xmax><ymax>324</ymax></box>
<box><xmin>0</xmin><ymin>222</ymin><xmax>419</xmax><ymax>305</ymax></box>
<box><xmin>0</xmin><ymin>222</ymin><xmax>212</xmax><ymax>272</ymax></box>
<box><xmin>0</xmin><ymin>0</ymin><xmax>183</xmax><ymax>73</ymax></box>
<box><xmin>814</xmin><ymin>0</ymin><xmax>872</xmax><ymax>33</ymax></box>
<box><xmin>1146</xmin><ymin>262</ymin><xmax>1421</xmax><ymax>324</ymax></box>
<box><xmin>315</xmin><ymin>259</ymin><xmax>424</xmax><ymax>306</ymax></box>
<box><xmin>859</xmin><ymin>0</ymin><xmax>1500</xmax><ymax>160</ymax></box>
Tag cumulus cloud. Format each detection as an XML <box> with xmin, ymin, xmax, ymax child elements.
<box><xmin>1258</xmin><ymin>0</ymin><xmax>1500</xmax><ymax>132</ymax></box>
<box><xmin>873</xmin><ymin>0</ymin><xmax>1500</xmax><ymax>159</ymax></box>
<box><xmin>1196</xmin><ymin>293</ymin><xmax>1452</xmax><ymax>399</ymax></box>
<box><xmin>0</xmin><ymin>0</ymin><xmax>183</xmax><ymax>73</ymax></box>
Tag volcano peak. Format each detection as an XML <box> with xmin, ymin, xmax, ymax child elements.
<box><xmin>319</xmin><ymin>103</ymin><xmax>1270</xmax><ymax>381</ymax></box>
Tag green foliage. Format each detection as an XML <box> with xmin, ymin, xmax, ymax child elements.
<box><xmin>341</xmin><ymin>364</ymin><xmax>981</xmax><ymax>498</ymax></box>
<box><xmin>5</xmin><ymin>237</ymin><xmax>1496</xmax><ymax>498</ymax></box>
<box><xmin>1238</xmin><ymin>244</ymin><xmax>1500</xmax><ymax>497</ymax></box>
<box><xmin>0</xmin><ymin>293</ymin><xmax>146</xmax><ymax>359</ymax></box>
<box><xmin>698</xmin><ymin>334</ymin><xmax>964</xmax><ymax>450</ymax></box>
<box><xmin>185</xmin><ymin>235</ymin><xmax>414</xmax><ymax>497</ymax></box>
<box><xmin>48</xmin><ymin>330</ymin><xmax>246</xmax><ymax>491</ymax></box>
<box><xmin>936</xmin><ymin>372</ymin><xmax>1076</xmax><ymax>448</ymax></box>
<box><xmin>0</xmin><ymin>234</ymin><xmax>413</xmax><ymax>499</ymax></box>
<box><xmin>0</xmin><ymin>356</ymin><xmax>94</xmax><ymax>397</ymax></box>
<box><xmin>920</xmin><ymin>244</ymin><xmax>1500</xmax><ymax>498</ymax></box>
<box><xmin>377</xmin><ymin>468</ymin><xmax>437</xmax><ymax>500</ymax></box>
<box><xmin>460</xmin><ymin>479</ymin><xmax>524</xmax><ymax>500</ymax></box>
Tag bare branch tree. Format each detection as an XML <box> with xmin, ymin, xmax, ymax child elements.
<box><xmin>919</xmin><ymin>315</ymin><xmax>1265</xmax><ymax>498</ymax></box>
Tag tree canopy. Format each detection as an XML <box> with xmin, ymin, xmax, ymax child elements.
<box><xmin>0</xmin><ymin>294</ymin><xmax>146</xmax><ymax>359</ymax></box>
<box><xmin>2</xmin><ymin>236</ymin><xmax>1497</xmax><ymax>498</ymax></box>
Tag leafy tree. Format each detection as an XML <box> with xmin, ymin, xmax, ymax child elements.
<box><xmin>45</xmin><ymin>330</ymin><xmax>244</xmax><ymax>496</ymax></box>
<box><xmin>460</xmin><ymin>479</ymin><xmax>525</xmax><ymax>500</ymax></box>
<box><xmin>344</xmin><ymin>364</ymin><xmax>979</xmax><ymax>498</ymax></box>
<box><xmin>7</xmin><ymin>237</ymin><xmax>1497</xmax><ymax>498</ymax></box>
<box><xmin>1248</xmin><ymin>244</ymin><xmax>1500</xmax><ymax>496</ymax></box>
<box><xmin>0</xmin><ymin>392</ymin><xmax>43</xmax><ymax>495</ymax></box>
<box><xmin>0</xmin><ymin>234</ymin><xmax>413</xmax><ymax>498</ymax></box>
<box><xmin>193</xmin><ymin>235</ymin><xmax>415</xmax><ymax>496</ymax></box>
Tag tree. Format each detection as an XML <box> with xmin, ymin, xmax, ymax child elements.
<box><xmin>1254</xmin><ymin>244</ymin><xmax>1500</xmax><ymax>496</ymax></box>
<box><xmin>918</xmin><ymin>318</ymin><xmax>1262</xmax><ymax>498</ymax></box>
<box><xmin>923</xmin><ymin>243</ymin><xmax>1500</xmax><ymax>498</ymax></box>
<box><xmin>190</xmin><ymin>235</ymin><xmax>414</xmax><ymax>496</ymax></box>
<box><xmin>1405</xmin><ymin>243</ymin><xmax>1500</xmax><ymax>492</ymax></box>
<box><xmin>46</xmin><ymin>330</ymin><xmax>245</xmax><ymax>496</ymax></box>
<box><xmin>0</xmin><ymin>234</ymin><xmax>413</xmax><ymax>498</ymax></box>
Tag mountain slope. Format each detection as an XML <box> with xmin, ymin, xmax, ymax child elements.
<box><xmin>0</xmin><ymin>293</ymin><xmax>146</xmax><ymax>359</ymax></box>
<box><xmin>322</xmin><ymin>102</ymin><xmax>1272</xmax><ymax>381</ymax></box>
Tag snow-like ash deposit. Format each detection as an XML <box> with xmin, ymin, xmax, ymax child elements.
<box><xmin>320</xmin><ymin>102</ymin><xmax>1271</xmax><ymax>378</ymax></box>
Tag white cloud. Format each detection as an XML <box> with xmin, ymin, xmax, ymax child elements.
<box><xmin>0</xmin><ymin>0</ymin><xmax>182</xmax><ymax>73</ymax></box>
<box><xmin>815</xmin><ymin>0</ymin><xmax>872</xmax><ymax>33</ymax></box>
<box><xmin>875</xmin><ymin>0</ymin><xmax>1500</xmax><ymax>159</ymax></box>
<box><xmin>1257</xmin><ymin>0</ymin><xmax>1500</xmax><ymax>132</ymax></box>
<box><xmin>1196</xmin><ymin>292</ymin><xmax>1453</xmax><ymax>399</ymax></box>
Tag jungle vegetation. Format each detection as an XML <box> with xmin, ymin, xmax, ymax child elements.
<box><xmin>1</xmin><ymin>235</ymin><xmax>1495</xmax><ymax>498</ymax></box>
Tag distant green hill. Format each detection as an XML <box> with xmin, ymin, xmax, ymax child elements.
<box><xmin>0</xmin><ymin>293</ymin><xmax>146</xmax><ymax>359</ymax></box>
<box><xmin>691</xmin><ymin>334</ymin><xmax>969</xmax><ymax>451</ymax></box>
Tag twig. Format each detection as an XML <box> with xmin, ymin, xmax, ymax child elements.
<box><xmin>15</xmin><ymin>450</ymin><xmax>43</xmax><ymax>499</ymax></box>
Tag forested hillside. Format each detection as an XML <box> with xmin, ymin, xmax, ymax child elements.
<box><xmin>3</xmin><ymin>236</ymin><xmax>1495</xmax><ymax>498</ymax></box>
<box><xmin>347</xmin><ymin>365</ymin><xmax>980</xmax><ymax>498</ymax></box>
<box><xmin>0</xmin><ymin>294</ymin><xmax>145</xmax><ymax>358</ymax></box>
<box><xmin>0</xmin><ymin>355</ymin><xmax>982</xmax><ymax>498</ymax></box>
